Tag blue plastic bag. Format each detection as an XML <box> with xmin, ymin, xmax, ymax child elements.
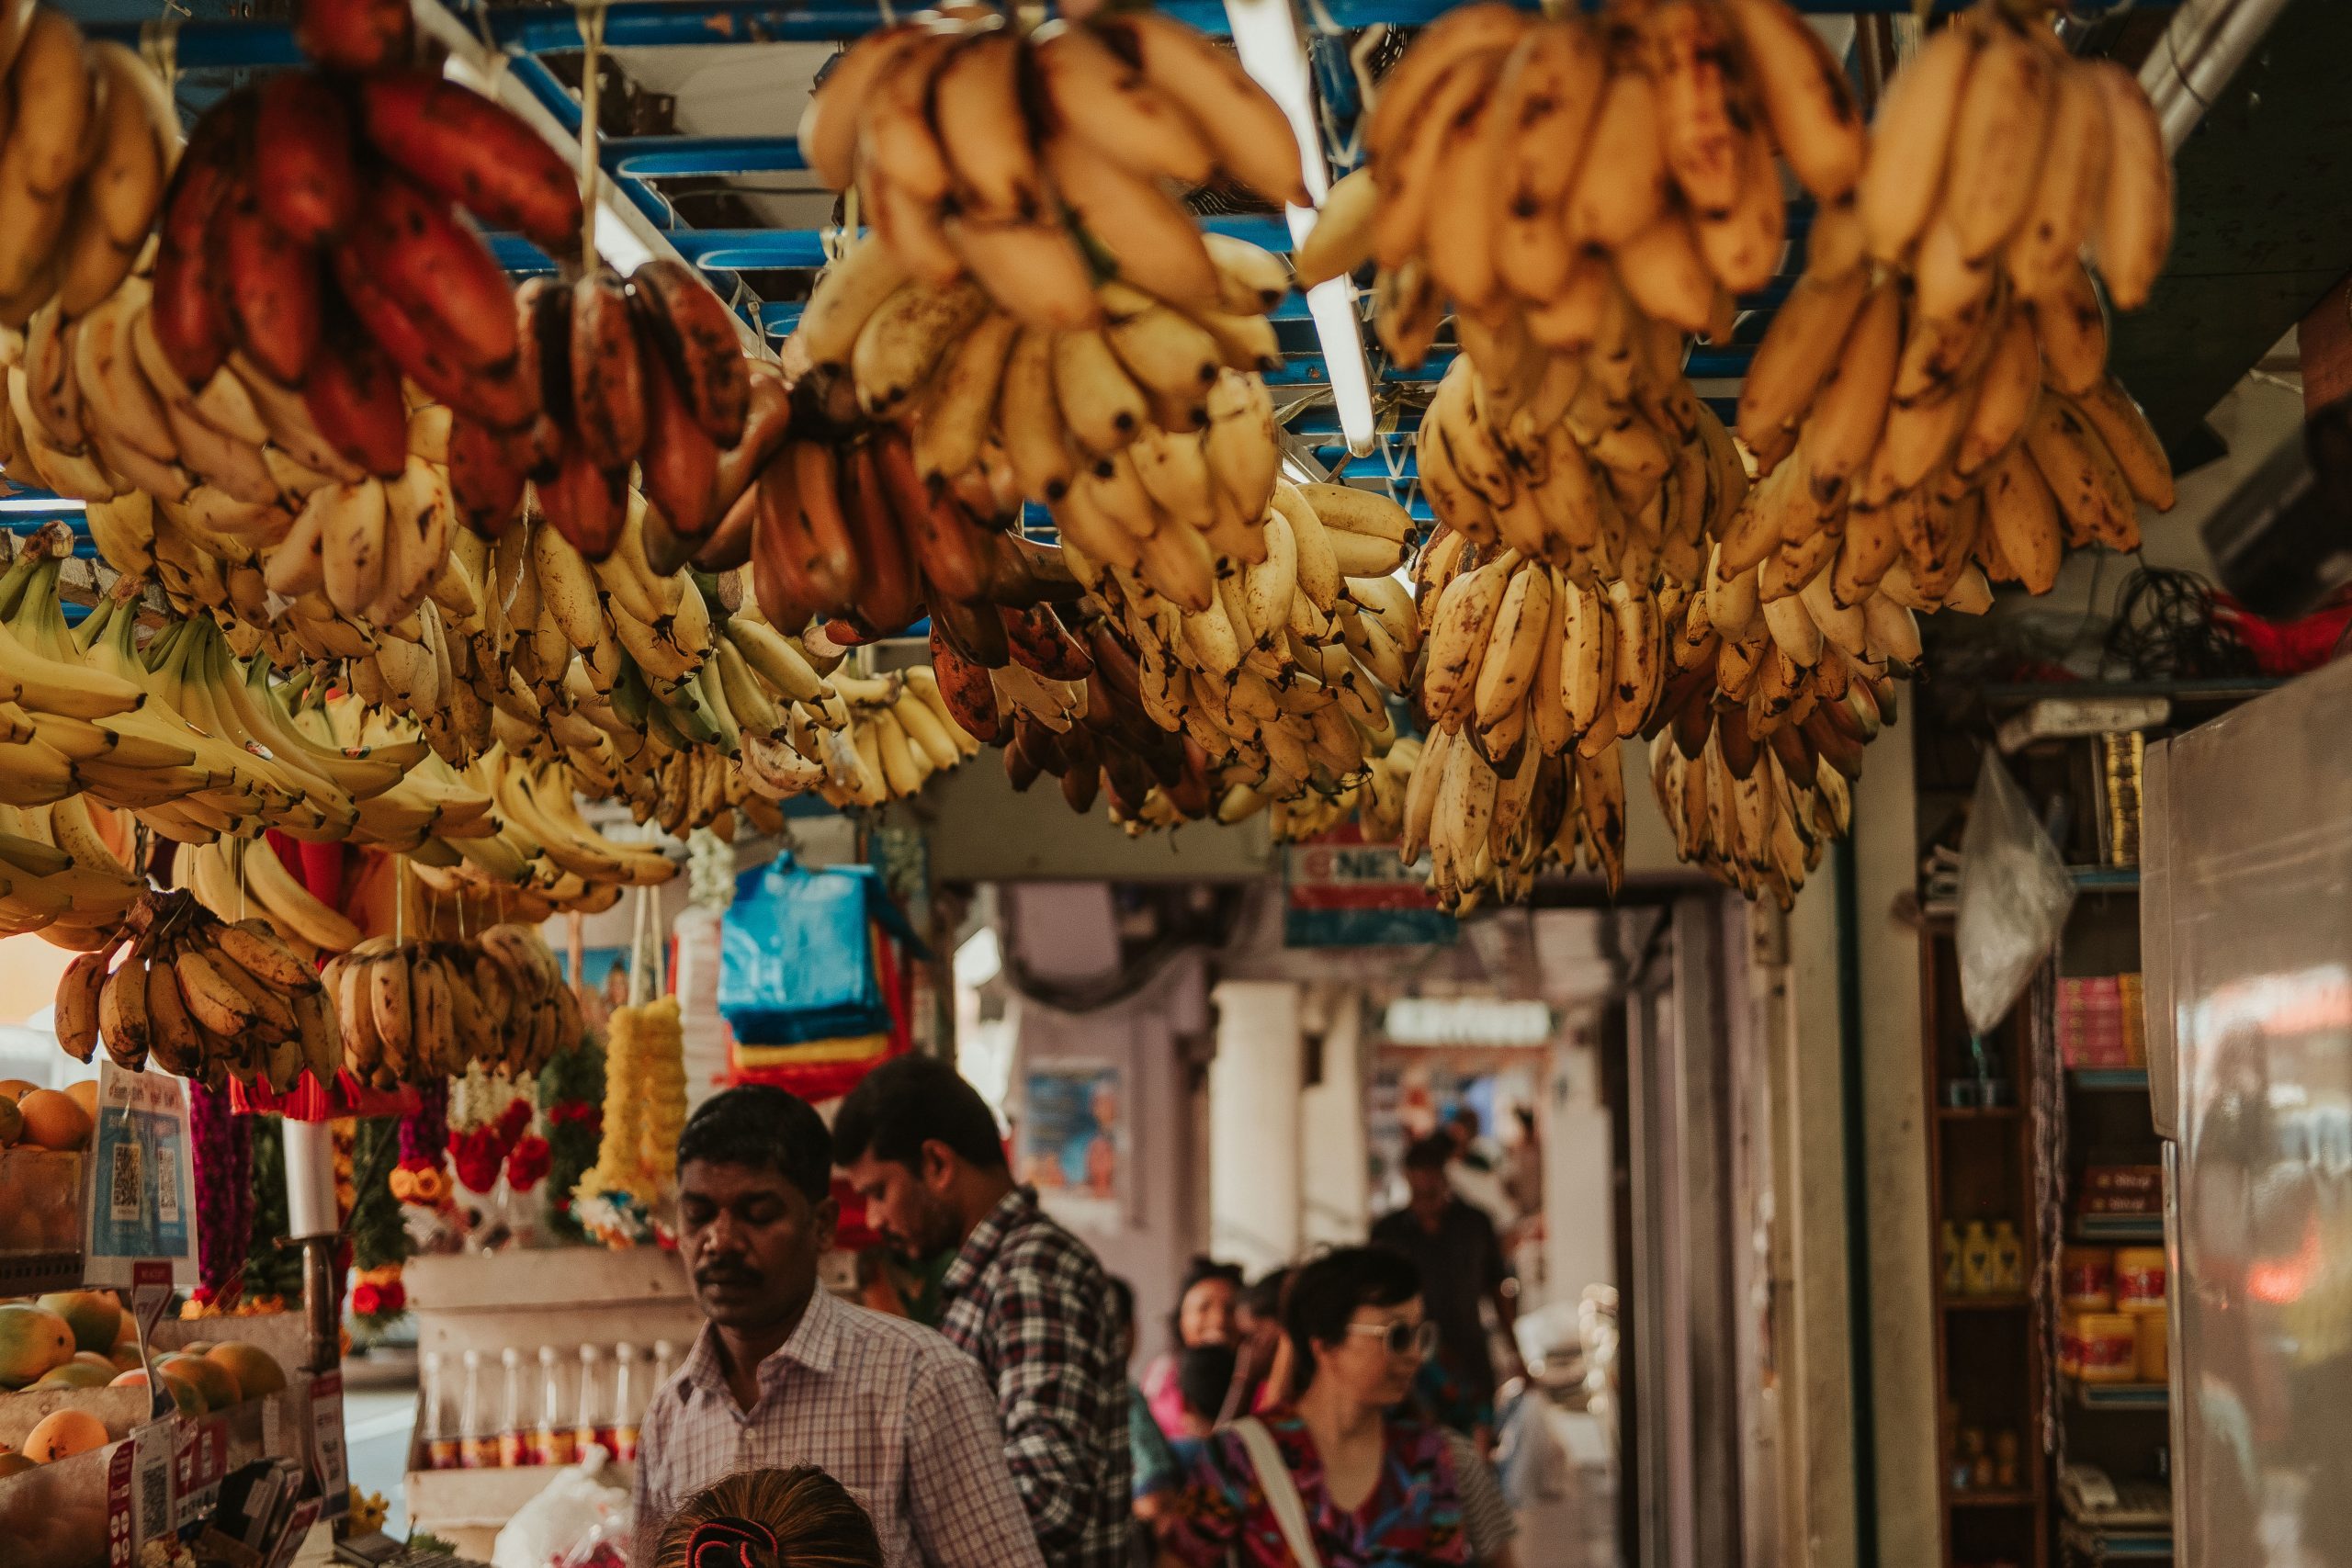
<box><xmin>718</xmin><ymin>852</ymin><xmax>928</xmax><ymax>1046</ymax></box>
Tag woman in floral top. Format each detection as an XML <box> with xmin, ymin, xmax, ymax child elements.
<box><xmin>1158</xmin><ymin>1247</ymin><xmax>1517</xmax><ymax>1568</ymax></box>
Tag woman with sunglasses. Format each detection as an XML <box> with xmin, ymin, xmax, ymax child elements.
<box><xmin>1157</xmin><ymin>1247</ymin><xmax>1519</xmax><ymax>1568</ymax></box>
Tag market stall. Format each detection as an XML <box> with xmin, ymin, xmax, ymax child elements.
<box><xmin>0</xmin><ymin>0</ymin><xmax>2255</xmax><ymax>1558</ymax></box>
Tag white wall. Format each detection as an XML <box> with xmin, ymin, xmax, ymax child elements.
<box><xmin>1544</xmin><ymin>1023</ymin><xmax>1617</xmax><ymax>1309</ymax></box>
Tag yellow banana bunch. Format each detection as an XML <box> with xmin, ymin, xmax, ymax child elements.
<box><xmin>1415</xmin><ymin>323</ymin><xmax>1741</xmax><ymax>594</ymax></box>
<box><xmin>1233</xmin><ymin>734</ymin><xmax>1427</xmax><ymax>845</ymax></box>
<box><xmin>319</xmin><ymin>924</ymin><xmax>582</xmax><ymax>1090</ymax></box>
<box><xmin>1733</xmin><ymin>3</ymin><xmax>2176</xmax><ymax>610</ymax></box>
<box><xmin>56</xmin><ymin>888</ymin><xmax>339</xmax><ymax>1093</ymax></box>
<box><xmin>1393</xmin><ymin>721</ymin><xmax>1626</xmax><ymax>912</ymax></box>
<box><xmin>0</xmin><ymin>795</ymin><xmax>146</xmax><ymax>946</ymax></box>
<box><xmin>1297</xmin><ymin>0</ymin><xmax>1862</xmax><ymax>343</ymax></box>
<box><xmin>797</xmin><ymin>234</ymin><xmax>1294</xmax><ymax>612</ymax></box>
<box><xmin>1648</xmin><ymin>720</ymin><xmax>1852</xmax><ymax>908</ymax></box>
<box><xmin>797</xmin><ymin>10</ymin><xmax>1306</xmax><ymax>330</ymax></box>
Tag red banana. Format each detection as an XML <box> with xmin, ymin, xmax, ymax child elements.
<box><xmin>713</xmin><ymin>363</ymin><xmax>795</xmax><ymax>513</ymax></box>
<box><xmin>292</xmin><ymin>0</ymin><xmax>413</xmax><ymax>73</ymax></box>
<box><xmin>639</xmin><ymin>358</ymin><xmax>721</xmax><ymax>539</ymax></box>
<box><xmin>342</xmin><ymin>166</ymin><xmax>519</xmax><ymax>372</ymax></box>
<box><xmin>1717</xmin><ymin>703</ymin><xmax>1759</xmax><ymax>779</ymax></box>
<box><xmin>1164</xmin><ymin>743</ymin><xmax>1214</xmax><ymax>819</ymax></box>
<box><xmin>924</xmin><ymin>581</ymin><xmax>1012</xmax><ymax>670</ymax></box>
<box><xmin>638</xmin><ymin>501</ymin><xmax>698</xmax><ymax>578</ymax></box>
<box><xmin>872</xmin><ymin>427</ymin><xmax>993</xmax><ymax>605</ymax></box>
<box><xmin>1102</xmin><ymin>742</ymin><xmax>1153</xmax><ymax>818</ymax></box>
<box><xmin>927</xmin><ymin>620</ymin><xmax>1001</xmax><ymax>744</ymax></box>
<box><xmin>786</xmin><ymin>442</ymin><xmax>864</xmax><ymax>617</ymax></box>
<box><xmin>627</xmin><ymin>257</ymin><xmax>749</xmax><ymax>446</ymax></box>
<box><xmin>356</xmin><ymin>70</ymin><xmax>583</xmax><ymax>254</ymax></box>
<box><xmin>1005</xmin><ymin>720</ymin><xmax>1044</xmax><ymax>792</ymax></box>
<box><xmin>1084</xmin><ymin>620</ymin><xmax>1147</xmax><ymax>708</ymax></box>
<box><xmin>569</xmin><ymin>272</ymin><xmax>645</xmax><ymax>473</ymax></box>
<box><xmin>254</xmin><ymin>71</ymin><xmax>358</xmax><ymax>246</ymax></box>
<box><xmin>694</xmin><ymin>482</ymin><xmax>760</xmax><ymax>573</ymax></box>
<box><xmin>209</xmin><ymin>175</ymin><xmax>321</xmax><ymax>387</ymax></box>
<box><xmin>1767</xmin><ymin>718</ymin><xmax>1817</xmax><ymax>789</ymax></box>
<box><xmin>301</xmin><ymin>301</ymin><xmax>406</xmax><ymax>479</ymax></box>
<box><xmin>750</xmin><ymin>459</ymin><xmax>822</xmax><ymax>633</ymax></box>
<box><xmin>999</xmin><ymin>604</ymin><xmax>1094</xmax><ymax>682</ymax></box>
<box><xmin>983</xmin><ymin>532</ymin><xmax>1087</xmax><ymax>606</ymax></box>
<box><xmin>1059</xmin><ymin>730</ymin><xmax>1102</xmax><ymax>815</ymax></box>
<box><xmin>332</xmin><ymin>253</ymin><xmax>536</xmax><ymax>431</ymax></box>
<box><xmin>842</xmin><ymin>441</ymin><xmax>923</xmax><ymax>636</ymax></box>
<box><xmin>537</xmin><ymin>442</ymin><xmax>628</xmax><ymax>559</ymax></box>
<box><xmin>150</xmin><ymin>95</ymin><xmax>251</xmax><ymax>387</ymax></box>
<box><xmin>447</xmin><ymin>416</ymin><xmax>532</xmax><ymax>538</ymax></box>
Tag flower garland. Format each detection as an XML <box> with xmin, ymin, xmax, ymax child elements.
<box><xmin>391</xmin><ymin>1077</ymin><xmax>452</xmax><ymax>1212</ymax></box>
<box><xmin>539</xmin><ymin>1037</ymin><xmax>605</xmax><ymax>1244</ymax></box>
<box><xmin>188</xmin><ymin>1081</ymin><xmax>253</xmax><ymax>1309</ymax></box>
<box><xmin>572</xmin><ymin>996</ymin><xmax>684</xmax><ymax>1247</ymax></box>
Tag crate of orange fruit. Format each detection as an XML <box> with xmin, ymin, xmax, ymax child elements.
<box><xmin>0</xmin><ymin>1080</ymin><xmax>94</xmax><ymax>1267</ymax></box>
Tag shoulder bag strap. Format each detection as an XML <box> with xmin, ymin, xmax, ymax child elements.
<box><xmin>1229</xmin><ymin>1416</ymin><xmax>1324</xmax><ymax>1568</ymax></box>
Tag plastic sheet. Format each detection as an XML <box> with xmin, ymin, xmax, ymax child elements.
<box><xmin>1956</xmin><ymin>751</ymin><xmax>2077</xmax><ymax>1036</ymax></box>
<box><xmin>718</xmin><ymin>852</ymin><xmax>926</xmax><ymax>1046</ymax></box>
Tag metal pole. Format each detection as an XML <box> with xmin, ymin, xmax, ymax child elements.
<box><xmin>2140</xmin><ymin>0</ymin><xmax>2294</xmax><ymax>153</ymax></box>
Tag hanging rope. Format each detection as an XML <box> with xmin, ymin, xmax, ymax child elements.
<box><xmin>576</xmin><ymin>2</ymin><xmax>608</xmax><ymax>274</ymax></box>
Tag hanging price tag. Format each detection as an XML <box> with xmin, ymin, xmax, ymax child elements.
<box><xmin>174</xmin><ymin>1417</ymin><xmax>230</xmax><ymax>1531</ymax></box>
<box><xmin>264</xmin><ymin>1496</ymin><xmax>323</xmax><ymax>1568</ymax></box>
<box><xmin>308</xmin><ymin>1370</ymin><xmax>349</xmax><ymax>1521</ymax></box>
<box><xmin>106</xmin><ymin>1425</ymin><xmax>171</xmax><ymax>1568</ymax></box>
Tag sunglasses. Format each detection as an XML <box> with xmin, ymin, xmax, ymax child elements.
<box><xmin>1347</xmin><ymin>1319</ymin><xmax>1439</xmax><ymax>1359</ymax></box>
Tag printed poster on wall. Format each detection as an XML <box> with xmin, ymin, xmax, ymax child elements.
<box><xmin>83</xmin><ymin>1061</ymin><xmax>199</xmax><ymax>1288</ymax></box>
<box><xmin>1018</xmin><ymin>1064</ymin><xmax>1124</xmax><ymax>1235</ymax></box>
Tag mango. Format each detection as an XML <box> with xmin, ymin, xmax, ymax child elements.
<box><xmin>158</xmin><ymin>1353</ymin><xmax>240</xmax><ymax>1410</ymax></box>
<box><xmin>13</xmin><ymin>1091</ymin><xmax>89</xmax><ymax>1152</ymax></box>
<box><xmin>37</xmin><ymin>1292</ymin><xmax>122</xmax><ymax>1354</ymax></box>
<box><xmin>0</xmin><ymin>1304</ymin><xmax>75</xmax><ymax>1388</ymax></box>
<box><xmin>204</xmin><ymin>1342</ymin><xmax>286</xmax><ymax>1400</ymax></box>
<box><xmin>20</xmin><ymin>1408</ymin><xmax>108</xmax><ymax>1462</ymax></box>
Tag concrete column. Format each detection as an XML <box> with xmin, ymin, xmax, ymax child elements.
<box><xmin>1854</xmin><ymin>706</ymin><xmax>1941</xmax><ymax>1568</ymax></box>
<box><xmin>1298</xmin><ymin>988</ymin><xmax>1367</xmax><ymax>1250</ymax></box>
<box><xmin>1544</xmin><ymin>1025</ymin><xmax>1616</xmax><ymax>1311</ymax></box>
<box><xmin>1208</xmin><ymin>979</ymin><xmax>1303</xmax><ymax>1275</ymax></box>
<box><xmin>1779</xmin><ymin>867</ymin><xmax>1857</xmax><ymax>1568</ymax></box>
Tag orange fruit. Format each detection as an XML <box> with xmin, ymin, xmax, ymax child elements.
<box><xmin>205</xmin><ymin>1343</ymin><xmax>286</xmax><ymax>1400</ymax></box>
<box><xmin>21</xmin><ymin>1408</ymin><xmax>108</xmax><ymax>1462</ymax></box>
<box><xmin>13</xmin><ymin>1090</ymin><xmax>90</xmax><ymax>1152</ymax></box>
<box><xmin>61</xmin><ymin>1081</ymin><xmax>96</xmax><ymax>1121</ymax></box>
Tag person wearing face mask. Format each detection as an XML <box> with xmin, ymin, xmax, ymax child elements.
<box><xmin>833</xmin><ymin>1055</ymin><xmax>1131</xmax><ymax>1568</ymax></box>
<box><xmin>1142</xmin><ymin>1257</ymin><xmax>1244</xmax><ymax>1436</ymax></box>
<box><xmin>633</xmin><ymin>1086</ymin><xmax>1045</xmax><ymax>1568</ymax></box>
<box><xmin>1156</xmin><ymin>1247</ymin><xmax>1520</xmax><ymax>1568</ymax></box>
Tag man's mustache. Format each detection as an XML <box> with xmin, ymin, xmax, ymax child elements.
<box><xmin>695</xmin><ymin>1263</ymin><xmax>762</xmax><ymax>1286</ymax></box>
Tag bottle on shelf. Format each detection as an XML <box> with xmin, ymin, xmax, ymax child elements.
<box><xmin>422</xmin><ymin>1350</ymin><xmax>460</xmax><ymax>1472</ymax></box>
<box><xmin>611</xmin><ymin>1343</ymin><xmax>642</xmax><ymax>1461</ymax></box>
<box><xmin>498</xmin><ymin>1348</ymin><xmax>531</xmax><ymax>1467</ymax></box>
<box><xmin>1961</xmin><ymin>1221</ymin><xmax>1998</xmax><ymax>1296</ymax></box>
<box><xmin>538</xmin><ymin>1346</ymin><xmax>578</xmax><ymax>1468</ymax></box>
<box><xmin>1989</xmin><ymin>1223</ymin><xmax>2025</xmax><ymax>1294</ymax></box>
<box><xmin>459</xmin><ymin>1348</ymin><xmax>496</xmax><ymax>1470</ymax></box>
<box><xmin>652</xmin><ymin>1339</ymin><xmax>676</xmax><ymax>1393</ymax></box>
<box><xmin>575</xmin><ymin>1343</ymin><xmax>607</xmax><ymax>1457</ymax></box>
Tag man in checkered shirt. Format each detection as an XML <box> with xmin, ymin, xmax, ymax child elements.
<box><xmin>631</xmin><ymin>1086</ymin><xmax>1043</xmax><ymax>1568</ymax></box>
<box><xmin>836</xmin><ymin>1056</ymin><xmax>1132</xmax><ymax>1568</ymax></box>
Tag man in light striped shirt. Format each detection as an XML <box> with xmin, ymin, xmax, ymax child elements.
<box><xmin>632</xmin><ymin>1086</ymin><xmax>1044</xmax><ymax>1568</ymax></box>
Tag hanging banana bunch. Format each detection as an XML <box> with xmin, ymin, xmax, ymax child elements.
<box><xmin>1730</xmin><ymin>2</ymin><xmax>2176</xmax><ymax>610</ymax></box>
<box><xmin>319</xmin><ymin>922</ymin><xmax>582</xmax><ymax>1090</ymax></box>
<box><xmin>0</xmin><ymin>10</ymin><xmax>180</xmax><ymax>332</ymax></box>
<box><xmin>1296</xmin><ymin>0</ymin><xmax>1861</xmax><ymax>344</ymax></box>
<box><xmin>797</xmin><ymin>9</ymin><xmax>1307</xmax><ymax>329</ymax></box>
<box><xmin>789</xmin><ymin>235</ymin><xmax>1294</xmax><ymax>618</ymax></box>
<box><xmin>55</xmin><ymin>888</ymin><xmax>340</xmax><ymax>1091</ymax></box>
<box><xmin>1223</xmin><ymin>734</ymin><xmax>1427</xmax><ymax>845</ymax></box>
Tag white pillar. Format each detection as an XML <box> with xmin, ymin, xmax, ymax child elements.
<box><xmin>1544</xmin><ymin>1025</ymin><xmax>1616</xmax><ymax>1309</ymax></box>
<box><xmin>1208</xmin><ymin>980</ymin><xmax>1303</xmax><ymax>1276</ymax></box>
<box><xmin>1299</xmin><ymin>989</ymin><xmax>1366</xmax><ymax>1249</ymax></box>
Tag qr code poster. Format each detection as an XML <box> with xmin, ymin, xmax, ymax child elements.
<box><xmin>83</xmin><ymin>1062</ymin><xmax>198</xmax><ymax>1288</ymax></box>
